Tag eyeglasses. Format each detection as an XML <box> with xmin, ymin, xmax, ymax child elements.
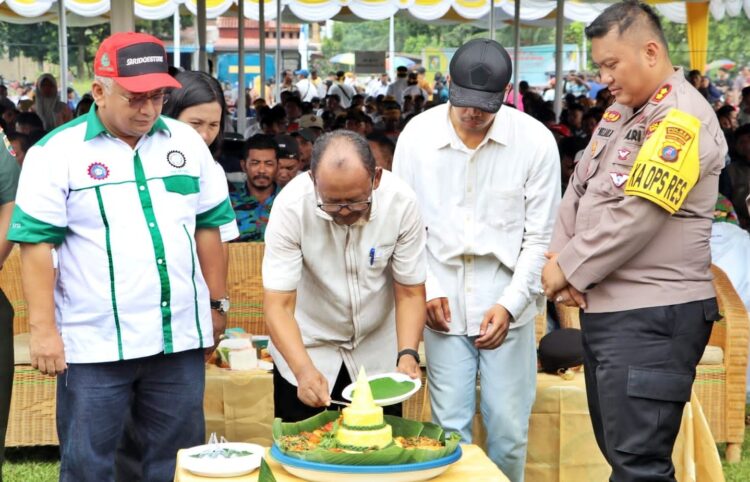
<box><xmin>118</xmin><ymin>91</ymin><xmax>167</xmax><ymax>109</ymax></box>
<box><xmin>316</xmin><ymin>180</ymin><xmax>374</xmax><ymax>214</ymax></box>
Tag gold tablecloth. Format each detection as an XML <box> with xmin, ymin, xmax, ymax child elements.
<box><xmin>525</xmin><ymin>372</ymin><xmax>724</xmax><ymax>482</ymax></box>
<box><xmin>174</xmin><ymin>444</ymin><xmax>508</xmax><ymax>482</ymax></box>
<box><xmin>204</xmin><ymin>365</ymin><xmax>275</xmax><ymax>447</ymax></box>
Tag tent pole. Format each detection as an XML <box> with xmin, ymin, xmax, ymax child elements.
<box><xmin>198</xmin><ymin>0</ymin><xmax>208</xmax><ymax>72</ymax></box>
<box><xmin>489</xmin><ymin>0</ymin><xmax>495</xmax><ymax>40</ymax></box>
<box><xmin>57</xmin><ymin>0</ymin><xmax>68</xmax><ymax>104</ymax></box>
<box><xmin>173</xmin><ymin>10</ymin><xmax>181</xmax><ymax>69</ymax></box>
<box><xmin>260</xmin><ymin>0</ymin><xmax>266</xmax><ymax>102</ymax></box>
<box><xmin>389</xmin><ymin>15</ymin><xmax>395</xmax><ymax>81</ymax></box>
<box><xmin>553</xmin><ymin>0</ymin><xmax>564</xmax><ymax>121</ymax></box>
<box><xmin>110</xmin><ymin>0</ymin><xmax>135</xmax><ymax>33</ymax></box>
<box><xmin>275</xmin><ymin>0</ymin><xmax>281</xmax><ymax>105</ymax></box>
<box><xmin>581</xmin><ymin>28</ymin><xmax>586</xmax><ymax>72</ymax></box>
<box><xmin>238</xmin><ymin>0</ymin><xmax>246</xmax><ymax>135</ymax></box>
<box><xmin>299</xmin><ymin>24</ymin><xmax>308</xmax><ymax>70</ymax></box>
<box><xmin>513</xmin><ymin>0</ymin><xmax>520</xmax><ymax>107</ymax></box>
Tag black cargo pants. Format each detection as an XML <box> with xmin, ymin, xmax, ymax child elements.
<box><xmin>580</xmin><ymin>298</ymin><xmax>719</xmax><ymax>482</ymax></box>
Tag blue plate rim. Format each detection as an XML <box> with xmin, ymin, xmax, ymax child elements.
<box><xmin>269</xmin><ymin>444</ymin><xmax>462</xmax><ymax>474</ymax></box>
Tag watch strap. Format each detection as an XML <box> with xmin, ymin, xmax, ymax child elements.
<box><xmin>210</xmin><ymin>297</ymin><xmax>229</xmax><ymax>312</ymax></box>
<box><xmin>397</xmin><ymin>348</ymin><xmax>420</xmax><ymax>365</ymax></box>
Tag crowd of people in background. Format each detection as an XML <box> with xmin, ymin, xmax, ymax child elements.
<box><xmin>2</xmin><ymin>62</ymin><xmax>750</xmax><ymax>245</ymax></box>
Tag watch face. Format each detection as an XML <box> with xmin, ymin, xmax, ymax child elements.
<box><xmin>212</xmin><ymin>298</ymin><xmax>230</xmax><ymax>313</ymax></box>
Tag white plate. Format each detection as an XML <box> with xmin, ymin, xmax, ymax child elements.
<box><xmin>341</xmin><ymin>372</ymin><xmax>422</xmax><ymax>406</ymax></box>
<box><xmin>181</xmin><ymin>442</ymin><xmax>264</xmax><ymax>478</ymax></box>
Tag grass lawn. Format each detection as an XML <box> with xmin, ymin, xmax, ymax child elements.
<box><xmin>720</xmin><ymin>435</ymin><xmax>750</xmax><ymax>482</ymax></box>
<box><xmin>4</xmin><ymin>417</ymin><xmax>750</xmax><ymax>481</ymax></box>
<box><xmin>3</xmin><ymin>446</ymin><xmax>58</xmax><ymax>482</ymax></box>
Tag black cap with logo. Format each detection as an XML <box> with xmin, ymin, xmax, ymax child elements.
<box><xmin>274</xmin><ymin>134</ymin><xmax>299</xmax><ymax>159</ymax></box>
<box><xmin>449</xmin><ymin>39</ymin><xmax>512</xmax><ymax>114</ymax></box>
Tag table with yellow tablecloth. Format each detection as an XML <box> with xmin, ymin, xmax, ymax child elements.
<box><xmin>525</xmin><ymin>372</ymin><xmax>724</xmax><ymax>482</ymax></box>
<box><xmin>204</xmin><ymin>365</ymin><xmax>275</xmax><ymax>447</ymax></box>
<box><xmin>174</xmin><ymin>444</ymin><xmax>508</xmax><ymax>482</ymax></box>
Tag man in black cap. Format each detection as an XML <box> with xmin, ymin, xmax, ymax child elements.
<box><xmin>392</xmin><ymin>39</ymin><xmax>560</xmax><ymax>480</ymax></box>
<box><xmin>274</xmin><ymin>134</ymin><xmax>301</xmax><ymax>189</ymax></box>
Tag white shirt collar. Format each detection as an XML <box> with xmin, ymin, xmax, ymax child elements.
<box><xmin>435</xmin><ymin>103</ymin><xmax>510</xmax><ymax>151</ymax></box>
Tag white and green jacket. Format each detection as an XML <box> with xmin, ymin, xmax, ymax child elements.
<box><xmin>8</xmin><ymin>107</ymin><xmax>235</xmax><ymax>363</ymax></box>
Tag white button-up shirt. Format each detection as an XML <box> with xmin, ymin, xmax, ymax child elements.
<box><xmin>262</xmin><ymin>170</ymin><xmax>426</xmax><ymax>391</ymax></box>
<box><xmin>392</xmin><ymin>103</ymin><xmax>560</xmax><ymax>335</ymax></box>
<box><xmin>8</xmin><ymin>108</ymin><xmax>236</xmax><ymax>363</ymax></box>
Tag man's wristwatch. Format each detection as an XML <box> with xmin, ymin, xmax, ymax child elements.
<box><xmin>397</xmin><ymin>348</ymin><xmax>420</xmax><ymax>365</ymax></box>
<box><xmin>210</xmin><ymin>297</ymin><xmax>230</xmax><ymax>314</ymax></box>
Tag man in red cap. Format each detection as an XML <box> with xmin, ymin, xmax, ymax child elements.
<box><xmin>8</xmin><ymin>32</ymin><xmax>235</xmax><ymax>482</ymax></box>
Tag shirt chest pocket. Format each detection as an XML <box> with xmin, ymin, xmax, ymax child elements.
<box><xmin>162</xmin><ymin>176</ymin><xmax>200</xmax><ymax>195</ymax></box>
<box><xmin>484</xmin><ymin>188</ymin><xmax>525</xmax><ymax>228</ymax></box>
<box><xmin>367</xmin><ymin>243</ymin><xmax>395</xmax><ymax>271</ymax></box>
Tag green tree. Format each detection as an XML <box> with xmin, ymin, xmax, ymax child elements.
<box><xmin>321</xmin><ymin>17</ymin><xmax>484</xmax><ymax>60</ymax></box>
<box><xmin>0</xmin><ymin>22</ymin><xmax>58</xmax><ymax>71</ymax></box>
<box><xmin>136</xmin><ymin>15</ymin><xmax>194</xmax><ymax>39</ymax></box>
<box><xmin>705</xmin><ymin>15</ymin><xmax>750</xmax><ymax>67</ymax></box>
<box><xmin>74</xmin><ymin>25</ymin><xmax>109</xmax><ymax>78</ymax></box>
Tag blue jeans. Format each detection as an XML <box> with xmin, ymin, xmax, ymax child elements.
<box><xmin>57</xmin><ymin>349</ymin><xmax>205</xmax><ymax>482</ymax></box>
<box><xmin>424</xmin><ymin>321</ymin><xmax>537</xmax><ymax>482</ymax></box>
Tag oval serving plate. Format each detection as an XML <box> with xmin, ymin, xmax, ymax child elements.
<box><xmin>182</xmin><ymin>442</ymin><xmax>264</xmax><ymax>478</ymax></box>
<box><xmin>341</xmin><ymin>372</ymin><xmax>422</xmax><ymax>406</ymax></box>
<box><xmin>270</xmin><ymin>444</ymin><xmax>462</xmax><ymax>482</ymax></box>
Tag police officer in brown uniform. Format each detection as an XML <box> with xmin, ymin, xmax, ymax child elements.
<box><xmin>541</xmin><ymin>2</ymin><xmax>727</xmax><ymax>481</ymax></box>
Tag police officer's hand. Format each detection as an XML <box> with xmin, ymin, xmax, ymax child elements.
<box><xmin>475</xmin><ymin>304</ymin><xmax>511</xmax><ymax>350</ymax></box>
<box><xmin>426</xmin><ymin>297</ymin><xmax>451</xmax><ymax>332</ymax></box>
<box><xmin>542</xmin><ymin>252</ymin><xmax>568</xmax><ymax>298</ymax></box>
<box><xmin>30</xmin><ymin>326</ymin><xmax>67</xmax><ymax>377</ymax></box>
<box><xmin>296</xmin><ymin>364</ymin><xmax>331</xmax><ymax>408</ymax></box>
<box><xmin>553</xmin><ymin>286</ymin><xmax>587</xmax><ymax>309</ymax></box>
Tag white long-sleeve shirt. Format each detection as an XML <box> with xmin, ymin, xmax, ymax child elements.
<box><xmin>392</xmin><ymin>103</ymin><xmax>560</xmax><ymax>335</ymax></box>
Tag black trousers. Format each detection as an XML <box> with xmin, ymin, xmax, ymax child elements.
<box><xmin>273</xmin><ymin>364</ymin><xmax>402</xmax><ymax>422</ymax></box>
<box><xmin>0</xmin><ymin>289</ymin><xmax>13</xmax><ymax>482</ymax></box>
<box><xmin>580</xmin><ymin>298</ymin><xmax>718</xmax><ymax>482</ymax></box>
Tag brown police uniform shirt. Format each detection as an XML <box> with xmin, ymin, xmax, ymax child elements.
<box><xmin>550</xmin><ymin>68</ymin><xmax>727</xmax><ymax>313</ymax></box>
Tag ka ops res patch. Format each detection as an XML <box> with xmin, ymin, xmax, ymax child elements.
<box><xmin>624</xmin><ymin>109</ymin><xmax>700</xmax><ymax>214</ymax></box>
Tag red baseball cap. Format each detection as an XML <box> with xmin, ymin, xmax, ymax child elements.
<box><xmin>94</xmin><ymin>32</ymin><xmax>180</xmax><ymax>93</ymax></box>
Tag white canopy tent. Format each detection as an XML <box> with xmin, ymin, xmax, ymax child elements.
<box><xmin>1</xmin><ymin>0</ymin><xmax>743</xmax><ymax>123</ymax></box>
<box><xmin>3</xmin><ymin>0</ymin><xmax>748</xmax><ymax>26</ymax></box>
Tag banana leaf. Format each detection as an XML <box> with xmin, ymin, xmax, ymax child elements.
<box><xmin>272</xmin><ymin>410</ymin><xmax>462</xmax><ymax>466</ymax></box>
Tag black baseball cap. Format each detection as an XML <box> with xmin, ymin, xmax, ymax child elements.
<box><xmin>449</xmin><ymin>39</ymin><xmax>512</xmax><ymax>114</ymax></box>
<box><xmin>274</xmin><ymin>134</ymin><xmax>299</xmax><ymax>159</ymax></box>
